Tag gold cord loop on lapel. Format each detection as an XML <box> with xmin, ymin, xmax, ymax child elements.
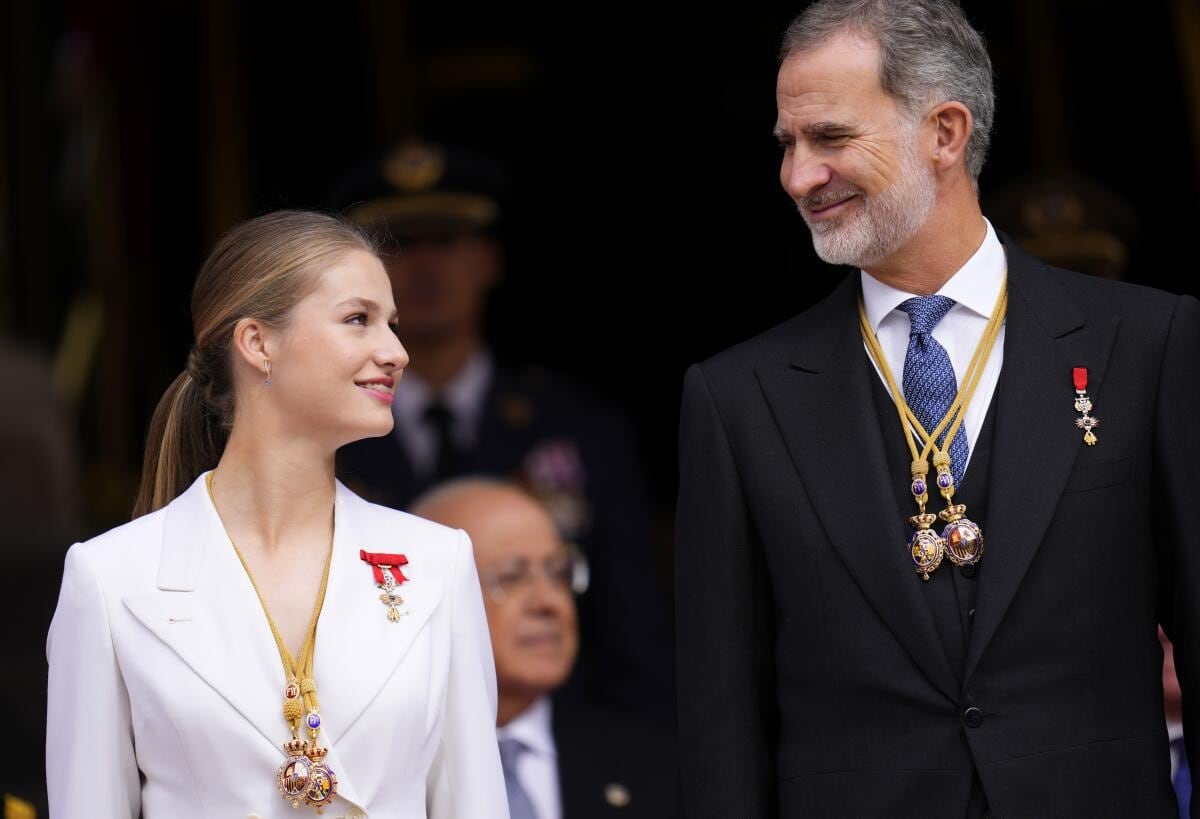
<box><xmin>205</xmin><ymin>471</ymin><xmax>339</xmax><ymax>812</ymax></box>
<box><xmin>857</xmin><ymin>279</ymin><xmax>1007</xmax><ymax>579</ymax></box>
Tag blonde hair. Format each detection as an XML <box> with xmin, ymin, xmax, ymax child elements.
<box><xmin>132</xmin><ymin>210</ymin><xmax>378</xmax><ymax>517</ymax></box>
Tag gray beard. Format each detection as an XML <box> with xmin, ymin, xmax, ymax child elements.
<box><xmin>802</xmin><ymin>134</ymin><xmax>937</xmax><ymax>268</ymax></box>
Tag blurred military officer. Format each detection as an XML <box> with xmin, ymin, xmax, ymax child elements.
<box><xmin>329</xmin><ymin>141</ymin><xmax>673</xmax><ymax>721</ymax></box>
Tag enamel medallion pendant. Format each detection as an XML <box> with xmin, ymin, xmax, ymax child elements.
<box><xmin>302</xmin><ymin>744</ymin><xmax>338</xmax><ymax>812</ymax></box>
<box><xmin>909</xmin><ymin>513</ymin><xmax>945</xmax><ymax>580</ymax></box>
<box><xmin>277</xmin><ymin>738</ymin><xmax>314</xmax><ymax>808</ymax></box>
<box><xmin>939</xmin><ymin>504</ymin><xmax>984</xmax><ymax>567</ymax></box>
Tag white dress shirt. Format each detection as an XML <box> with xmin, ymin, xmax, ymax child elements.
<box><xmin>859</xmin><ymin>218</ymin><xmax>1007</xmax><ymax>474</ymax></box>
<box><xmin>497</xmin><ymin>696</ymin><xmax>561</xmax><ymax>819</ymax></box>
<box><xmin>1168</xmin><ymin>719</ymin><xmax>1186</xmax><ymax>780</ymax></box>
<box><xmin>392</xmin><ymin>348</ymin><xmax>494</xmax><ymax>479</ymax></box>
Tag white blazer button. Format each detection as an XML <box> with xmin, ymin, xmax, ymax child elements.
<box><xmin>246</xmin><ymin>814</ymin><xmax>262</xmax><ymax>819</ymax></box>
<box><xmin>347</xmin><ymin>810</ymin><xmax>365</xmax><ymax>819</ymax></box>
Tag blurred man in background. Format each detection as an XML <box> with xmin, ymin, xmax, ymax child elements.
<box><xmin>1</xmin><ymin>339</ymin><xmax>79</xmax><ymax>817</ymax></box>
<box><xmin>412</xmin><ymin>478</ymin><xmax>680</xmax><ymax>819</ymax></box>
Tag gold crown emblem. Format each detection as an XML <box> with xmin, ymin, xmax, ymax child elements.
<box><xmin>908</xmin><ymin>513</ymin><xmax>939</xmax><ymax>530</ymax></box>
<box><xmin>282</xmin><ymin>737</ymin><xmax>310</xmax><ymax>756</ymax></box>
<box><xmin>305</xmin><ymin>744</ymin><xmax>330</xmax><ymax>761</ymax></box>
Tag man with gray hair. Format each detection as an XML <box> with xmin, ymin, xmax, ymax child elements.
<box><xmin>675</xmin><ymin>1</ymin><xmax>1199</xmax><ymax>816</ymax></box>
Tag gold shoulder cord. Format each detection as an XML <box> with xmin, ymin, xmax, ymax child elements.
<box><xmin>856</xmin><ymin>280</ymin><xmax>1008</xmax><ymax>579</ymax></box>
<box><xmin>206</xmin><ymin>471</ymin><xmax>339</xmax><ymax>812</ymax></box>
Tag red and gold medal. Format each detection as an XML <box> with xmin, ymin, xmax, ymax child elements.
<box><xmin>1073</xmin><ymin>367</ymin><xmax>1100</xmax><ymax>446</ymax></box>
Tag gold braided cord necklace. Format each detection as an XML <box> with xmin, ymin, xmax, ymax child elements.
<box><xmin>856</xmin><ymin>279</ymin><xmax>1008</xmax><ymax>579</ymax></box>
<box><xmin>205</xmin><ymin>471</ymin><xmax>339</xmax><ymax>812</ymax></box>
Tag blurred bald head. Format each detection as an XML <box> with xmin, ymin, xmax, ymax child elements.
<box><xmin>411</xmin><ymin>478</ymin><xmax>559</xmax><ymax>565</ymax></box>
<box><xmin>411</xmin><ymin>478</ymin><xmax>579</xmax><ymax>723</ymax></box>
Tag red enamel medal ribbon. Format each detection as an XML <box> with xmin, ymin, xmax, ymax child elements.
<box><xmin>359</xmin><ymin>550</ymin><xmax>409</xmax><ymax>586</ymax></box>
<box><xmin>1072</xmin><ymin>367</ymin><xmax>1100</xmax><ymax>445</ymax></box>
<box><xmin>361</xmin><ymin>550</ymin><xmax>409</xmax><ymax>622</ymax></box>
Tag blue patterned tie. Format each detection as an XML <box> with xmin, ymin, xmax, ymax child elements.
<box><xmin>899</xmin><ymin>296</ymin><xmax>970</xmax><ymax>488</ymax></box>
<box><xmin>499</xmin><ymin>736</ymin><xmax>538</xmax><ymax>819</ymax></box>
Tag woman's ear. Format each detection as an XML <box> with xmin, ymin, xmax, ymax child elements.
<box><xmin>230</xmin><ymin>317</ymin><xmax>272</xmax><ymax>377</ymax></box>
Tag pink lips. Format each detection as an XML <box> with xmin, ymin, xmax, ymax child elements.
<box><xmin>356</xmin><ymin>376</ymin><xmax>395</xmax><ymax>405</ymax></box>
<box><xmin>360</xmin><ymin>387</ymin><xmax>394</xmax><ymax>404</ymax></box>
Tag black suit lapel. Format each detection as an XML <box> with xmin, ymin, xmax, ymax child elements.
<box><xmin>754</xmin><ymin>274</ymin><xmax>961</xmax><ymax>704</ymax></box>
<box><xmin>963</xmin><ymin>239</ymin><xmax>1119</xmax><ymax>684</ymax></box>
<box><xmin>552</xmin><ymin>699</ymin><xmax>611</xmax><ymax>819</ymax></box>
<box><xmin>551</xmin><ymin>704</ymin><xmax>578</xmax><ymax>817</ymax></box>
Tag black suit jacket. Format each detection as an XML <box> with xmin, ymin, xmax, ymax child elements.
<box><xmin>676</xmin><ymin>238</ymin><xmax>1200</xmax><ymax>817</ymax></box>
<box><xmin>554</xmin><ymin>695</ymin><xmax>682</xmax><ymax>819</ymax></box>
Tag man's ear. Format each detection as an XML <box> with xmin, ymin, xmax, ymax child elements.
<box><xmin>928</xmin><ymin>100</ymin><xmax>973</xmax><ymax>177</ymax></box>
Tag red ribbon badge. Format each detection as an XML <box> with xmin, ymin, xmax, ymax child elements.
<box><xmin>359</xmin><ymin>550</ymin><xmax>409</xmax><ymax>586</ymax></box>
<box><xmin>1073</xmin><ymin>367</ymin><xmax>1088</xmax><ymax>392</ymax></box>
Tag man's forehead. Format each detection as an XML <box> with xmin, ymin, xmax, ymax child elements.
<box><xmin>776</xmin><ymin>41</ymin><xmax>894</xmax><ymax>135</ymax></box>
<box><xmin>777</xmin><ymin>31</ymin><xmax>883</xmax><ymax>100</ymax></box>
<box><xmin>472</xmin><ymin>509</ymin><xmax>563</xmax><ymax>562</ymax></box>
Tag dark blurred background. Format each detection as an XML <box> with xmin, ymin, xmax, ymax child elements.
<box><xmin>3</xmin><ymin>0</ymin><xmax>1199</xmax><ymax>813</ymax></box>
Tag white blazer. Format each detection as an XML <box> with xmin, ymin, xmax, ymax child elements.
<box><xmin>46</xmin><ymin>471</ymin><xmax>510</xmax><ymax>819</ymax></box>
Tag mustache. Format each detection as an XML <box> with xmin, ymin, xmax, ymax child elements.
<box><xmin>798</xmin><ymin>188</ymin><xmax>861</xmax><ymax>211</ymax></box>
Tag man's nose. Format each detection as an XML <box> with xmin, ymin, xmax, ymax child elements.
<box><xmin>522</xmin><ymin>572</ymin><xmax>570</xmax><ymax>611</ymax></box>
<box><xmin>781</xmin><ymin>146</ymin><xmax>833</xmax><ymax>201</ymax></box>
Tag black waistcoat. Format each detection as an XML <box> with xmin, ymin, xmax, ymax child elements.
<box><xmin>867</xmin><ymin>363</ymin><xmax>1002</xmax><ymax>685</ymax></box>
<box><xmin>869</xmin><ymin>363</ymin><xmax>1003</xmax><ymax>818</ymax></box>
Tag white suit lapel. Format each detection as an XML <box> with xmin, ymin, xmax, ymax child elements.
<box><xmin>314</xmin><ymin>483</ymin><xmax>444</xmax><ymax>747</ymax></box>
<box><xmin>120</xmin><ymin>474</ymin><xmax>441</xmax><ymax>813</ymax></box>
<box><xmin>122</xmin><ymin>472</ymin><xmax>286</xmax><ymax>753</ymax></box>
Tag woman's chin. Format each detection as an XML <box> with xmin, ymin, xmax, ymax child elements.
<box><xmin>344</xmin><ymin>415</ymin><xmax>395</xmax><ymax>444</ymax></box>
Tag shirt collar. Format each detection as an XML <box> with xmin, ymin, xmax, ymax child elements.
<box><xmin>860</xmin><ymin>217</ymin><xmax>1006</xmax><ymax>333</ymax></box>
<box><xmin>497</xmin><ymin>695</ymin><xmax>556</xmax><ymax>759</ymax></box>
<box><xmin>392</xmin><ymin>347</ymin><xmax>494</xmax><ymax>426</ymax></box>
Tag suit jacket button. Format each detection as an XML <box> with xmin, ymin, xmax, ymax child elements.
<box><xmin>605</xmin><ymin>783</ymin><xmax>631</xmax><ymax>807</ymax></box>
<box><xmin>962</xmin><ymin>706</ymin><xmax>984</xmax><ymax>728</ymax></box>
<box><xmin>960</xmin><ymin>563</ymin><xmax>978</xmax><ymax>579</ymax></box>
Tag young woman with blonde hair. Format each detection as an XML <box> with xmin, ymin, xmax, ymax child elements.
<box><xmin>46</xmin><ymin>210</ymin><xmax>508</xmax><ymax>818</ymax></box>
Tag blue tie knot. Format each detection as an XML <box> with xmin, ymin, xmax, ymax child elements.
<box><xmin>900</xmin><ymin>295</ymin><xmax>956</xmax><ymax>336</ymax></box>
